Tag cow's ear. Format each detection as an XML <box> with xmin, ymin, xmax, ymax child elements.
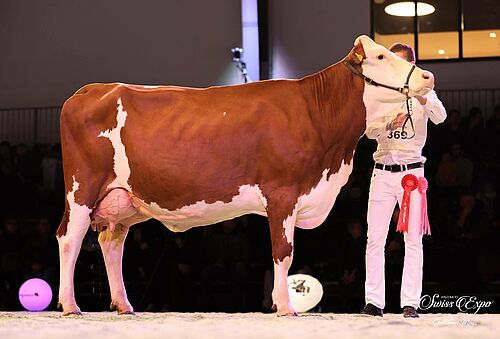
<box><xmin>354</xmin><ymin>35</ymin><xmax>373</xmax><ymax>46</ymax></box>
<box><xmin>347</xmin><ymin>42</ymin><xmax>366</xmax><ymax>65</ymax></box>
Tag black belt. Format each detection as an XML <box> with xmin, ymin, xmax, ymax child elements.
<box><xmin>375</xmin><ymin>162</ymin><xmax>423</xmax><ymax>172</ymax></box>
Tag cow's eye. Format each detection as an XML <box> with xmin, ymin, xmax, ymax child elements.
<box><xmin>377</xmin><ymin>54</ymin><xmax>384</xmax><ymax>60</ymax></box>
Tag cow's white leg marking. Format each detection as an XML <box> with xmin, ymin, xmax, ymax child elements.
<box><xmin>57</xmin><ymin>177</ymin><xmax>92</xmax><ymax>315</ymax></box>
<box><xmin>98</xmin><ymin>97</ymin><xmax>132</xmax><ymax>191</ymax></box>
<box><xmin>272</xmin><ymin>207</ymin><xmax>298</xmax><ymax>316</ymax></box>
<box><xmin>98</xmin><ymin>224</ymin><xmax>134</xmax><ymax>314</ymax></box>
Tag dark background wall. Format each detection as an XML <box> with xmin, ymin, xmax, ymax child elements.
<box><xmin>1</xmin><ymin>0</ymin><xmax>498</xmax><ymax>109</ymax></box>
<box><xmin>269</xmin><ymin>0</ymin><xmax>370</xmax><ymax>78</ymax></box>
<box><xmin>0</xmin><ymin>0</ymin><xmax>242</xmax><ymax>108</ymax></box>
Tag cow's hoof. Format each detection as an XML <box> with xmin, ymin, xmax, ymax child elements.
<box><xmin>118</xmin><ymin>310</ymin><xmax>136</xmax><ymax>316</ymax></box>
<box><xmin>60</xmin><ymin>302</ymin><xmax>82</xmax><ymax>315</ymax></box>
<box><xmin>276</xmin><ymin>307</ymin><xmax>298</xmax><ymax>317</ymax></box>
<box><xmin>277</xmin><ymin>310</ymin><xmax>298</xmax><ymax>317</ymax></box>
<box><xmin>111</xmin><ymin>302</ymin><xmax>135</xmax><ymax>315</ymax></box>
<box><xmin>63</xmin><ymin>307</ymin><xmax>82</xmax><ymax>316</ymax></box>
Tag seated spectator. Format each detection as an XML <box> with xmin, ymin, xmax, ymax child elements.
<box><xmin>462</xmin><ymin>107</ymin><xmax>485</xmax><ymax>160</ymax></box>
<box><xmin>199</xmin><ymin>219</ymin><xmax>250</xmax><ymax>312</ymax></box>
<box><xmin>454</xmin><ymin>191</ymin><xmax>487</xmax><ymax>242</ymax></box>
<box><xmin>450</xmin><ymin>143</ymin><xmax>474</xmax><ymax>189</ymax></box>
<box><xmin>339</xmin><ymin>218</ymin><xmax>366</xmax><ymax>287</ymax></box>
<box><xmin>124</xmin><ymin>222</ymin><xmax>164</xmax><ymax>311</ymax></box>
<box><xmin>0</xmin><ymin>141</ymin><xmax>13</xmax><ymax>164</ymax></box>
<box><xmin>0</xmin><ymin>217</ymin><xmax>24</xmax><ymax>310</ymax></box>
<box><xmin>0</xmin><ymin>147</ymin><xmax>23</xmax><ymax>216</ymax></box>
<box><xmin>14</xmin><ymin>144</ymin><xmax>34</xmax><ymax>182</ymax></box>
<box><xmin>23</xmin><ymin>216</ymin><xmax>58</xmax><ymax>282</ymax></box>
<box><xmin>484</xmin><ymin>104</ymin><xmax>500</xmax><ymax>161</ymax></box>
<box><xmin>338</xmin><ymin>218</ymin><xmax>366</xmax><ymax>312</ymax></box>
<box><xmin>435</xmin><ymin>109</ymin><xmax>464</xmax><ymax>152</ymax></box>
<box><xmin>435</xmin><ymin>152</ymin><xmax>458</xmax><ymax>188</ymax></box>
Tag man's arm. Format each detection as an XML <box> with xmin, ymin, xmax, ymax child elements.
<box><xmin>416</xmin><ymin>90</ymin><xmax>447</xmax><ymax>124</ymax></box>
<box><xmin>365</xmin><ymin>112</ymin><xmax>407</xmax><ymax>139</ymax></box>
<box><xmin>365</xmin><ymin>115</ymin><xmax>390</xmax><ymax>139</ymax></box>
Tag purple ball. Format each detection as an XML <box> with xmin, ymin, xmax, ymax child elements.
<box><xmin>18</xmin><ymin>278</ymin><xmax>53</xmax><ymax>311</ymax></box>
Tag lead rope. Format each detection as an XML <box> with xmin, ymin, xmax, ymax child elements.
<box><xmin>400</xmin><ymin>64</ymin><xmax>416</xmax><ymax>139</ymax></box>
<box><xmin>401</xmin><ymin>96</ymin><xmax>416</xmax><ymax>139</ymax></box>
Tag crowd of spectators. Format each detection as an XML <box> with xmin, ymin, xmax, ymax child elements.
<box><xmin>0</xmin><ymin>104</ymin><xmax>499</xmax><ymax>313</ymax></box>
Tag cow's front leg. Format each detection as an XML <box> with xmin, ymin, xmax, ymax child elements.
<box><xmin>268</xmin><ymin>201</ymin><xmax>298</xmax><ymax>316</ymax></box>
<box><xmin>98</xmin><ymin>224</ymin><xmax>134</xmax><ymax>315</ymax></box>
<box><xmin>57</xmin><ymin>205</ymin><xmax>92</xmax><ymax>315</ymax></box>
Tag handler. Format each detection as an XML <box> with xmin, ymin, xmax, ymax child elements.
<box><xmin>361</xmin><ymin>43</ymin><xmax>447</xmax><ymax>318</ymax></box>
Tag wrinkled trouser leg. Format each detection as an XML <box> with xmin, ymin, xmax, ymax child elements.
<box><xmin>365</xmin><ymin>169</ymin><xmax>396</xmax><ymax>309</ymax></box>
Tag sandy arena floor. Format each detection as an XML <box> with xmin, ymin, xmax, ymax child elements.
<box><xmin>0</xmin><ymin>312</ymin><xmax>499</xmax><ymax>339</ymax></box>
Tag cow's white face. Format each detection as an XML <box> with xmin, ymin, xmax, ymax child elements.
<box><xmin>352</xmin><ymin>35</ymin><xmax>435</xmax><ymax>122</ymax></box>
<box><xmin>356</xmin><ymin>35</ymin><xmax>434</xmax><ymax>101</ymax></box>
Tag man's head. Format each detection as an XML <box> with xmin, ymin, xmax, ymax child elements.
<box><xmin>389</xmin><ymin>43</ymin><xmax>416</xmax><ymax>64</ymax></box>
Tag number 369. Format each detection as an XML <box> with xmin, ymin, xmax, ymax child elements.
<box><xmin>387</xmin><ymin>131</ymin><xmax>408</xmax><ymax>139</ymax></box>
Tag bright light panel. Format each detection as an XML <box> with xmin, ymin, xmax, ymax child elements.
<box><xmin>385</xmin><ymin>2</ymin><xmax>435</xmax><ymax>17</ymax></box>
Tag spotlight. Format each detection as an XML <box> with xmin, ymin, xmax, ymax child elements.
<box><xmin>385</xmin><ymin>2</ymin><xmax>435</xmax><ymax>17</ymax></box>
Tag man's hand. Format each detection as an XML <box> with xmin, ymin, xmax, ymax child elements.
<box><xmin>415</xmin><ymin>95</ymin><xmax>427</xmax><ymax>105</ymax></box>
<box><xmin>387</xmin><ymin>112</ymin><xmax>408</xmax><ymax>130</ymax></box>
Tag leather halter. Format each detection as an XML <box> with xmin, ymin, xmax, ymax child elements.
<box><xmin>342</xmin><ymin>59</ymin><xmax>416</xmax><ymax>96</ymax></box>
<box><xmin>343</xmin><ymin>58</ymin><xmax>417</xmax><ymax>139</ymax></box>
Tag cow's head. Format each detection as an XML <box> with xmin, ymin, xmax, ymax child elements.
<box><xmin>346</xmin><ymin>35</ymin><xmax>435</xmax><ymax>121</ymax></box>
<box><xmin>348</xmin><ymin>35</ymin><xmax>434</xmax><ymax>99</ymax></box>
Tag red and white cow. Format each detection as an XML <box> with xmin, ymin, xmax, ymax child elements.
<box><xmin>56</xmin><ymin>35</ymin><xmax>434</xmax><ymax>316</ymax></box>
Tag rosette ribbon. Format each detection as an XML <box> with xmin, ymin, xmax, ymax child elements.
<box><xmin>417</xmin><ymin>176</ymin><xmax>431</xmax><ymax>235</ymax></box>
<box><xmin>397</xmin><ymin>174</ymin><xmax>418</xmax><ymax>233</ymax></box>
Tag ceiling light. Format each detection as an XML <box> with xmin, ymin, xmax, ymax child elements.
<box><xmin>490</xmin><ymin>32</ymin><xmax>497</xmax><ymax>38</ymax></box>
<box><xmin>385</xmin><ymin>2</ymin><xmax>435</xmax><ymax>17</ymax></box>
<box><xmin>438</xmin><ymin>49</ymin><xmax>445</xmax><ymax>55</ymax></box>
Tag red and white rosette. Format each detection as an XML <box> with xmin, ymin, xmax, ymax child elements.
<box><xmin>417</xmin><ymin>177</ymin><xmax>431</xmax><ymax>235</ymax></box>
<box><xmin>397</xmin><ymin>174</ymin><xmax>418</xmax><ymax>233</ymax></box>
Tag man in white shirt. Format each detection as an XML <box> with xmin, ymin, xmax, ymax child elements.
<box><xmin>360</xmin><ymin>43</ymin><xmax>447</xmax><ymax>318</ymax></box>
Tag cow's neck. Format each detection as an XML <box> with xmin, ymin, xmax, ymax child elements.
<box><xmin>299</xmin><ymin>61</ymin><xmax>366</xmax><ymax>173</ymax></box>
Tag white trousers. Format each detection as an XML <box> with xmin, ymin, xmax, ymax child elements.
<box><xmin>365</xmin><ymin>167</ymin><xmax>424</xmax><ymax>309</ymax></box>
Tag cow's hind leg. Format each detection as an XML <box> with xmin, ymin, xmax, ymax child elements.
<box><xmin>57</xmin><ymin>181</ymin><xmax>93</xmax><ymax>315</ymax></box>
<box><xmin>267</xmin><ymin>195</ymin><xmax>298</xmax><ymax>316</ymax></box>
<box><xmin>94</xmin><ymin>188</ymin><xmax>144</xmax><ymax>315</ymax></box>
<box><xmin>98</xmin><ymin>225</ymin><xmax>134</xmax><ymax>314</ymax></box>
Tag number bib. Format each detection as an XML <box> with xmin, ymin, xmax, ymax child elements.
<box><xmin>387</xmin><ymin>129</ymin><xmax>410</xmax><ymax>140</ymax></box>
